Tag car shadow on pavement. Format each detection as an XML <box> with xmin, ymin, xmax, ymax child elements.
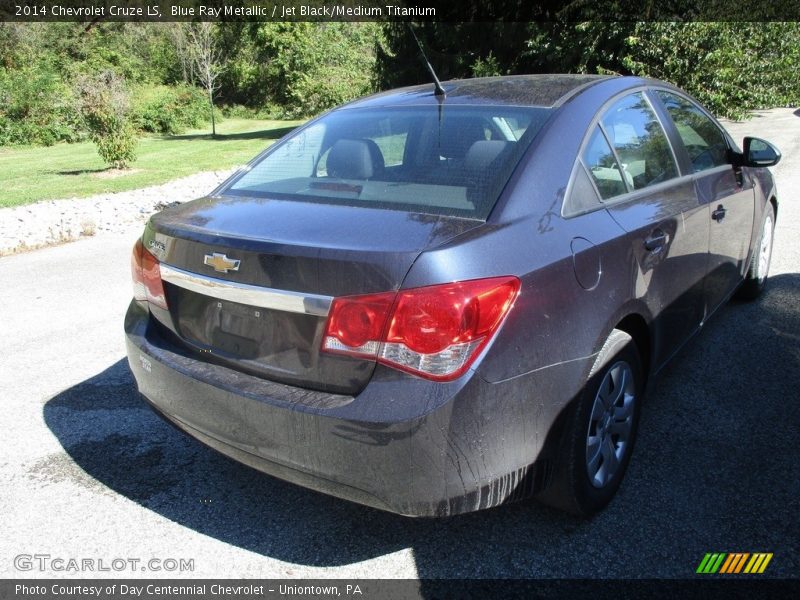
<box><xmin>43</xmin><ymin>274</ymin><xmax>800</xmax><ymax>578</ymax></box>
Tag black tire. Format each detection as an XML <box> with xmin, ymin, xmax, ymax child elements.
<box><xmin>736</xmin><ymin>202</ymin><xmax>775</xmax><ymax>301</ymax></box>
<box><xmin>537</xmin><ymin>330</ymin><xmax>643</xmax><ymax>517</ymax></box>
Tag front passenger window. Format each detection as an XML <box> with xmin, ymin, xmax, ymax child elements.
<box><xmin>657</xmin><ymin>91</ymin><xmax>729</xmax><ymax>173</ymax></box>
<box><xmin>600</xmin><ymin>93</ymin><xmax>679</xmax><ymax>191</ymax></box>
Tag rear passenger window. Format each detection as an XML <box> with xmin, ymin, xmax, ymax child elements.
<box><xmin>582</xmin><ymin>126</ymin><xmax>628</xmax><ymax>200</ymax></box>
<box><xmin>601</xmin><ymin>93</ymin><xmax>678</xmax><ymax>191</ymax></box>
<box><xmin>657</xmin><ymin>91</ymin><xmax>729</xmax><ymax>172</ymax></box>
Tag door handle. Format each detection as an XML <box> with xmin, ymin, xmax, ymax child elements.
<box><xmin>644</xmin><ymin>230</ymin><xmax>668</xmax><ymax>252</ymax></box>
<box><xmin>712</xmin><ymin>205</ymin><xmax>727</xmax><ymax>222</ymax></box>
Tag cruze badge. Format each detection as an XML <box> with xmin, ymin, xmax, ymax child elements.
<box><xmin>148</xmin><ymin>239</ymin><xmax>166</xmax><ymax>255</ymax></box>
<box><xmin>204</xmin><ymin>253</ymin><xmax>241</xmax><ymax>273</ymax></box>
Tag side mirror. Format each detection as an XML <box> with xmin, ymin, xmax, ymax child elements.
<box><xmin>742</xmin><ymin>136</ymin><xmax>781</xmax><ymax>167</ymax></box>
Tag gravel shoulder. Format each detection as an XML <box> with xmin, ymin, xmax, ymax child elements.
<box><xmin>0</xmin><ymin>169</ymin><xmax>234</xmax><ymax>256</ymax></box>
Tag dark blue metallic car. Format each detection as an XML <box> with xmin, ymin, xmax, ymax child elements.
<box><xmin>126</xmin><ymin>75</ymin><xmax>780</xmax><ymax>516</ymax></box>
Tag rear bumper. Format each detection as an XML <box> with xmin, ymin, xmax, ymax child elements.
<box><xmin>124</xmin><ymin>301</ymin><xmax>583</xmax><ymax>516</ymax></box>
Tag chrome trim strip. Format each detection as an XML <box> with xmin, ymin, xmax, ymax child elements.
<box><xmin>159</xmin><ymin>264</ymin><xmax>332</xmax><ymax>317</ymax></box>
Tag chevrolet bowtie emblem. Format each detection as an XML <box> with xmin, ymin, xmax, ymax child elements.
<box><xmin>203</xmin><ymin>253</ymin><xmax>241</xmax><ymax>273</ymax></box>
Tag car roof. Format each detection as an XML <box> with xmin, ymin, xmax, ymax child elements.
<box><xmin>342</xmin><ymin>74</ymin><xmax>615</xmax><ymax>110</ymax></box>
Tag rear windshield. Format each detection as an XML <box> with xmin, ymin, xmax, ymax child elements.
<box><xmin>225</xmin><ymin>105</ymin><xmax>552</xmax><ymax>219</ymax></box>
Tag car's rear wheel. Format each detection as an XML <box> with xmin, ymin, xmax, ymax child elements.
<box><xmin>538</xmin><ymin>329</ymin><xmax>643</xmax><ymax>516</ymax></box>
<box><xmin>736</xmin><ymin>203</ymin><xmax>775</xmax><ymax>300</ymax></box>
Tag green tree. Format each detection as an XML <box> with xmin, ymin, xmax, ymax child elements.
<box><xmin>471</xmin><ymin>52</ymin><xmax>503</xmax><ymax>78</ymax></box>
<box><xmin>76</xmin><ymin>71</ymin><xmax>138</xmax><ymax>169</ymax></box>
<box><xmin>376</xmin><ymin>23</ymin><xmax>529</xmax><ymax>89</ymax></box>
<box><xmin>619</xmin><ymin>22</ymin><xmax>800</xmax><ymax>119</ymax></box>
<box><xmin>179</xmin><ymin>22</ymin><xmax>225</xmax><ymax>136</ymax></box>
<box><xmin>0</xmin><ymin>22</ymin><xmax>185</xmax><ymax>146</ymax></box>
<box><xmin>271</xmin><ymin>22</ymin><xmax>382</xmax><ymax>117</ymax></box>
<box><xmin>376</xmin><ymin>21</ymin><xmax>800</xmax><ymax>120</ymax></box>
<box><xmin>0</xmin><ymin>23</ymin><xmax>83</xmax><ymax>145</ymax></box>
<box><xmin>523</xmin><ymin>21</ymin><xmax>800</xmax><ymax>118</ymax></box>
<box><xmin>218</xmin><ymin>22</ymin><xmax>382</xmax><ymax>117</ymax></box>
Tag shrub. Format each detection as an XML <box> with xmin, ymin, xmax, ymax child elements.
<box><xmin>221</xmin><ymin>104</ymin><xmax>255</xmax><ymax>118</ymax></box>
<box><xmin>0</xmin><ymin>65</ymin><xmax>84</xmax><ymax>146</ymax></box>
<box><xmin>76</xmin><ymin>71</ymin><xmax>138</xmax><ymax>168</ymax></box>
<box><xmin>471</xmin><ymin>52</ymin><xmax>503</xmax><ymax>78</ymax></box>
<box><xmin>131</xmin><ymin>83</ymin><xmax>208</xmax><ymax>134</ymax></box>
<box><xmin>93</xmin><ymin>123</ymin><xmax>137</xmax><ymax>168</ymax></box>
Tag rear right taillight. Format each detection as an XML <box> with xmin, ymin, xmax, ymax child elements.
<box><xmin>322</xmin><ymin>276</ymin><xmax>520</xmax><ymax>382</ymax></box>
<box><xmin>131</xmin><ymin>239</ymin><xmax>167</xmax><ymax>310</ymax></box>
<box><xmin>322</xmin><ymin>291</ymin><xmax>396</xmax><ymax>358</ymax></box>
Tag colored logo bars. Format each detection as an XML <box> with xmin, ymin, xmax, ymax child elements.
<box><xmin>696</xmin><ymin>552</ymin><xmax>773</xmax><ymax>574</ymax></box>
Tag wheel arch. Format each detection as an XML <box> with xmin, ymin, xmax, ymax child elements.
<box><xmin>613</xmin><ymin>313</ymin><xmax>652</xmax><ymax>381</ymax></box>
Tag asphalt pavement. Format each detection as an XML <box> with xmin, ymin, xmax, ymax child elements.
<box><xmin>1</xmin><ymin>109</ymin><xmax>798</xmax><ymax>581</ymax></box>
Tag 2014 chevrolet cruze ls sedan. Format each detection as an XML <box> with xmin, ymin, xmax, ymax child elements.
<box><xmin>125</xmin><ymin>75</ymin><xmax>780</xmax><ymax>517</ymax></box>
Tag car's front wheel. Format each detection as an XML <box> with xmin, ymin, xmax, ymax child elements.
<box><xmin>736</xmin><ymin>202</ymin><xmax>775</xmax><ymax>300</ymax></box>
<box><xmin>538</xmin><ymin>329</ymin><xmax>643</xmax><ymax>516</ymax></box>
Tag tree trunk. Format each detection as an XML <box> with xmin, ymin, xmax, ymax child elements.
<box><xmin>208</xmin><ymin>87</ymin><xmax>215</xmax><ymax>137</ymax></box>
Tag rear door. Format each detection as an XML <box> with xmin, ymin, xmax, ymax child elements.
<box><xmin>654</xmin><ymin>91</ymin><xmax>756</xmax><ymax>316</ymax></box>
<box><xmin>585</xmin><ymin>91</ymin><xmax>708</xmax><ymax>369</ymax></box>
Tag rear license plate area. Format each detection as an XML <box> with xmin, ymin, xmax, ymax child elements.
<box><xmin>210</xmin><ymin>301</ymin><xmax>265</xmax><ymax>358</ymax></box>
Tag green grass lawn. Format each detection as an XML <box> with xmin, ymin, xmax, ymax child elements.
<box><xmin>0</xmin><ymin>118</ymin><xmax>303</xmax><ymax>208</ymax></box>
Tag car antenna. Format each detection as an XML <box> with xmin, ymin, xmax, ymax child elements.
<box><xmin>407</xmin><ymin>24</ymin><xmax>446</xmax><ymax>99</ymax></box>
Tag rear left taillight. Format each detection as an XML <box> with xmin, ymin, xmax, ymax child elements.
<box><xmin>322</xmin><ymin>276</ymin><xmax>520</xmax><ymax>381</ymax></box>
<box><xmin>131</xmin><ymin>239</ymin><xmax>168</xmax><ymax>310</ymax></box>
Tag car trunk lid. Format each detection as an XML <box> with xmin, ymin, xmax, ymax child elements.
<box><xmin>143</xmin><ymin>195</ymin><xmax>482</xmax><ymax>395</ymax></box>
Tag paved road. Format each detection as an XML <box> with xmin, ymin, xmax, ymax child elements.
<box><xmin>2</xmin><ymin>109</ymin><xmax>798</xmax><ymax>581</ymax></box>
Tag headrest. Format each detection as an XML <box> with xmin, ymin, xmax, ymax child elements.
<box><xmin>465</xmin><ymin>140</ymin><xmax>510</xmax><ymax>172</ymax></box>
<box><xmin>438</xmin><ymin>119</ymin><xmax>487</xmax><ymax>160</ymax></box>
<box><xmin>327</xmin><ymin>139</ymin><xmax>384</xmax><ymax>180</ymax></box>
